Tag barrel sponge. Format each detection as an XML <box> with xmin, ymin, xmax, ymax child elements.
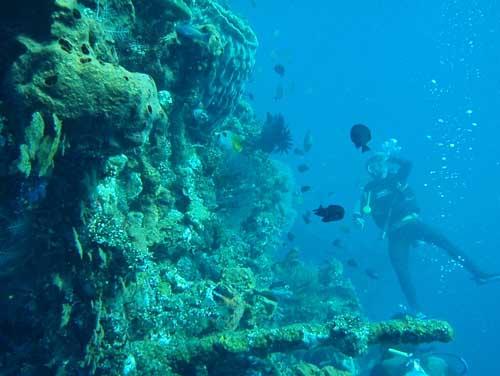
<box><xmin>6</xmin><ymin>37</ymin><xmax>166</xmax><ymax>146</ymax></box>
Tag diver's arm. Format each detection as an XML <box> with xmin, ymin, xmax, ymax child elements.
<box><xmin>352</xmin><ymin>189</ymin><xmax>368</xmax><ymax>229</ymax></box>
<box><xmin>390</xmin><ymin>157</ymin><xmax>412</xmax><ymax>181</ymax></box>
<box><xmin>353</xmin><ymin>188</ymin><xmax>368</xmax><ymax>216</ymax></box>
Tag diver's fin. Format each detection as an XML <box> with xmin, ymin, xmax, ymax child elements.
<box><xmin>474</xmin><ymin>273</ymin><xmax>500</xmax><ymax>285</ymax></box>
<box><xmin>361</xmin><ymin>145</ymin><xmax>370</xmax><ymax>153</ymax></box>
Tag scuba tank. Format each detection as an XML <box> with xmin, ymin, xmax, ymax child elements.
<box><xmin>404</xmin><ymin>359</ymin><xmax>429</xmax><ymax>376</ymax></box>
<box><xmin>388</xmin><ymin>348</ymin><xmax>468</xmax><ymax>376</ymax></box>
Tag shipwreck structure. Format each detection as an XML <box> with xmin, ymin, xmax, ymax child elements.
<box><xmin>0</xmin><ymin>0</ymin><xmax>453</xmax><ymax>375</ymax></box>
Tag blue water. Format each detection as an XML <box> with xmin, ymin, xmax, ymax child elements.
<box><xmin>232</xmin><ymin>0</ymin><xmax>500</xmax><ymax>374</ymax></box>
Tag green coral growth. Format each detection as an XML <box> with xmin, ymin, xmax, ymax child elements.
<box><xmin>15</xmin><ymin>112</ymin><xmax>62</xmax><ymax>176</ymax></box>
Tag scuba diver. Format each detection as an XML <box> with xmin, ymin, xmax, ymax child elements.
<box><xmin>369</xmin><ymin>347</ymin><xmax>469</xmax><ymax>376</ymax></box>
<box><xmin>353</xmin><ymin>151</ymin><xmax>500</xmax><ymax>313</ymax></box>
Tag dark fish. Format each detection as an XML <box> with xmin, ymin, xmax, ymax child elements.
<box><xmin>313</xmin><ymin>204</ymin><xmax>345</xmax><ymax>222</ymax></box>
<box><xmin>246</xmin><ymin>92</ymin><xmax>255</xmax><ymax>101</ymax></box>
<box><xmin>302</xmin><ymin>211</ymin><xmax>312</xmax><ymax>224</ymax></box>
<box><xmin>346</xmin><ymin>258</ymin><xmax>358</xmax><ymax>268</ymax></box>
<box><xmin>300</xmin><ymin>185</ymin><xmax>311</xmax><ymax>193</ymax></box>
<box><xmin>332</xmin><ymin>238</ymin><xmax>344</xmax><ymax>248</ymax></box>
<box><xmin>274</xmin><ymin>63</ymin><xmax>285</xmax><ymax>77</ymax></box>
<box><xmin>274</xmin><ymin>83</ymin><xmax>284</xmax><ymax>101</ymax></box>
<box><xmin>294</xmin><ymin>148</ymin><xmax>305</xmax><ymax>156</ymax></box>
<box><xmin>303</xmin><ymin>130</ymin><xmax>313</xmax><ymax>153</ymax></box>
<box><xmin>365</xmin><ymin>268</ymin><xmax>380</xmax><ymax>280</ymax></box>
<box><xmin>350</xmin><ymin>124</ymin><xmax>371</xmax><ymax>153</ymax></box>
<box><xmin>297</xmin><ymin>164</ymin><xmax>309</xmax><ymax>173</ymax></box>
<box><xmin>287</xmin><ymin>232</ymin><xmax>295</xmax><ymax>241</ymax></box>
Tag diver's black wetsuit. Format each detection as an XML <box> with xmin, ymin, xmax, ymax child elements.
<box><xmin>360</xmin><ymin>158</ymin><xmax>486</xmax><ymax>311</ymax></box>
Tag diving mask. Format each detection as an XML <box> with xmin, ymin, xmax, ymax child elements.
<box><xmin>366</xmin><ymin>153</ymin><xmax>389</xmax><ymax>178</ymax></box>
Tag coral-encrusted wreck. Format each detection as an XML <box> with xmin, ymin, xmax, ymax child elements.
<box><xmin>0</xmin><ymin>0</ymin><xmax>452</xmax><ymax>375</ymax></box>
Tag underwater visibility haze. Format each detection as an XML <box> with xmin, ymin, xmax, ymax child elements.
<box><xmin>0</xmin><ymin>0</ymin><xmax>499</xmax><ymax>375</ymax></box>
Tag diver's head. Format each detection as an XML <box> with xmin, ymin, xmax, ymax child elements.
<box><xmin>366</xmin><ymin>153</ymin><xmax>389</xmax><ymax>179</ymax></box>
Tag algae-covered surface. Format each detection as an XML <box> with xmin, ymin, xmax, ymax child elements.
<box><xmin>0</xmin><ymin>1</ymin><xmax>453</xmax><ymax>375</ymax></box>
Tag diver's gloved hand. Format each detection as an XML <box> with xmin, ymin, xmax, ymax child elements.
<box><xmin>393</xmin><ymin>307</ymin><xmax>429</xmax><ymax>320</ymax></box>
<box><xmin>414</xmin><ymin>311</ymin><xmax>429</xmax><ymax>320</ymax></box>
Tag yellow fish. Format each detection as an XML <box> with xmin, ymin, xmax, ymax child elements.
<box><xmin>217</xmin><ymin>131</ymin><xmax>244</xmax><ymax>153</ymax></box>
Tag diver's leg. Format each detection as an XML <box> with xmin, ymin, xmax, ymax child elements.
<box><xmin>414</xmin><ymin>222</ymin><xmax>489</xmax><ymax>279</ymax></box>
<box><xmin>388</xmin><ymin>235</ymin><xmax>419</xmax><ymax>312</ymax></box>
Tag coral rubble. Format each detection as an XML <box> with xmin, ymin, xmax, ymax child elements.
<box><xmin>0</xmin><ymin>0</ymin><xmax>454</xmax><ymax>375</ymax></box>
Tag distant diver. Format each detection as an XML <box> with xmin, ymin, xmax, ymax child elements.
<box><xmin>353</xmin><ymin>151</ymin><xmax>500</xmax><ymax>313</ymax></box>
